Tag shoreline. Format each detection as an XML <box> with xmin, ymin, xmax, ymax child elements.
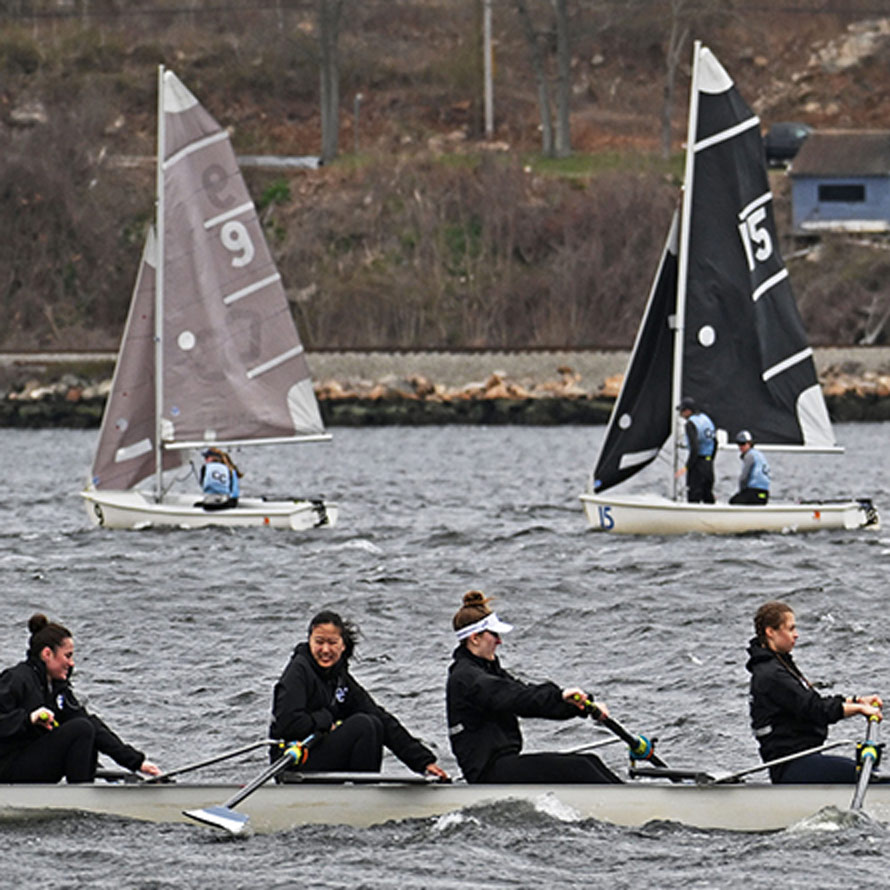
<box><xmin>2</xmin><ymin>348</ymin><xmax>890</xmax><ymax>427</ymax></box>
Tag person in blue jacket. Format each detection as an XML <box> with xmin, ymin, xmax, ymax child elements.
<box><xmin>730</xmin><ymin>430</ymin><xmax>770</xmax><ymax>505</ymax></box>
<box><xmin>446</xmin><ymin>590</ymin><xmax>621</xmax><ymax>784</ymax></box>
<box><xmin>199</xmin><ymin>447</ymin><xmax>241</xmax><ymax>508</ymax></box>
<box><xmin>747</xmin><ymin>600</ymin><xmax>882</xmax><ymax>783</ymax></box>
<box><xmin>0</xmin><ymin>614</ymin><xmax>161</xmax><ymax>783</ymax></box>
<box><xmin>269</xmin><ymin>610</ymin><xmax>448</xmax><ymax>780</ymax></box>
<box><xmin>676</xmin><ymin>397</ymin><xmax>716</xmax><ymax>503</ymax></box>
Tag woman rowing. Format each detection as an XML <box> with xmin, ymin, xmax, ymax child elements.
<box><xmin>747</xmin><ymin>600</ymin><xmax>882</xmax><ymax>782</ymax></box>
<box><xmin>446</xmin><ymin>590</ymin><xmax>621</xmax><ymax>783</ymax></box>
<box><xmin>269</xmin><ymin>609</ymin><xmax>448</xmax><ymax>780</ymax></box>
<box><xmin>0</xmin><ymin>614</ymin><xmax>161</xmax><ymax>783</ymax></box>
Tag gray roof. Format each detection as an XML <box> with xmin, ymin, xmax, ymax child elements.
<box><xmin>790</xmin><ymin>130</ymin><xmax>890</xmax><ymax>177</ymax></box>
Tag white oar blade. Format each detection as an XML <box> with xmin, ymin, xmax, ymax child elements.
<box><xmin>183</xmin><ymin>805</ymin><xmax>250</xmax><ymax>835</ymax></box>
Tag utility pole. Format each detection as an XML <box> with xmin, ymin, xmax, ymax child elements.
<box><xmin>483</xmin><ymin>0</ymin><xmax>494</xmax><ymax>140</ymax></box>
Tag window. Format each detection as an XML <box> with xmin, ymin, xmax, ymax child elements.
<box><xmin>818</xmin><ymin>183</ymin><xmax>866</xmax><ymax>202</ymax></box>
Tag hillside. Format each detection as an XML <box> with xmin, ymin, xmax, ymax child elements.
<box><xmin>3</xmin><ymin>1</ymin><xmax>890</xmax><ymax>350</ymax></box>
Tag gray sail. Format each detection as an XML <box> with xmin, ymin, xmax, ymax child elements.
<box><xmin>682</xmin><ymin>47</ymin><xmax>835</xmax><ymax>448</ymax></box>
<box><xmin>90</xmin><ymin>231</ymin><xmax>184</xmax><ymax>490</ymax></box>
<box><xmin>159</xmin><ymin>70</ymin><xmax>325</xmax><ymax>447</ymax></box>
<box><xmin>592</xmin><ymin>213</ymin><xmax>678</xmax><ymax>493</ymax></box>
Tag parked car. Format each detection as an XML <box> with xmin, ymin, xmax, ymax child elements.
<box><xmin>764</xmin><ymin>122</ymin><xmax>813</xmax><ymax>166</ymax></box>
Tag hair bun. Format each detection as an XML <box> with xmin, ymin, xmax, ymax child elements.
<box><xmin>462</xmin><ymin>590</ymin><xmax>490</xmax><ymax>607</ymax></box>
<box><xmin>27</xmin><ymin>613</ymin><xmax>49</xmax><ymax>634</ymax></box>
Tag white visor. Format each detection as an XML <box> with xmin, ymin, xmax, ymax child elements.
<box><xmin>455</xmin><ymin>612</ymin><xmax>513</xmax><ymax>641</ymax></box>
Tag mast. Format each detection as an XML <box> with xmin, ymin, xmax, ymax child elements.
<box><xmin>153</xmin><ymin>65</ymin><xmax>166</xmax><ymax>503</ymax></box>
<box><xmin>670</xmin><ymin>41</ymin><xmax>702</xmax><ymax>501</ymax></box>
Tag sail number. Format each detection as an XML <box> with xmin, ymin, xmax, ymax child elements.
<box><xmin>737</xmin><ymin>202</ymin><xmax>773</xmax><ymax>272</ymax></box>
<box><xmin>596</xmin><ymin>505</ymin><xmax>614</xmax><ymax>530</ymax></box>
<box><xmin>220</xmin><ymin>220</ymin><xmax>255</xmax><ymax>268</ymax></box>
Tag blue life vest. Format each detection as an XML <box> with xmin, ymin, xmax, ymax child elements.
<box><xmin>745</xmin><ymin>448</ymin><xmax>770</xmax><ymax>491</ymax></box>
<box><xmin>203</xmin><ymin>461</ymin><xmax>237</xmax><ymax>497</ymax></box>
<box><xmin>689</xmin><ymin>412</ymin><xmax>716</xmax><ymax>457</ymax></box>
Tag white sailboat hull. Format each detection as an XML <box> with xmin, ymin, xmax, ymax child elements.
<box><xmin>1</xmin><ymin>781</ymin><xmax>888</xmax><ymax>833</ymax></box>
<box><xmin>580</xmin><ymin>492</ymin><xmax>880</xmax><ymax>535</ymax></box>
<box><xmin>81</xmin><ymin>488</ymin><xmax>337</xmax><ymax>531</ymax></box>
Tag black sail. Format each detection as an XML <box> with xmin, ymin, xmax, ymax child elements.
<box><xmin>681</xmin><ymin>47</ymin><xmax>835</xmax><ymax>448</ymax></box>
<box><xmin>592</xmin><ymin>213</ymin><xmax>678</xmax><ymax>493</ymax></box>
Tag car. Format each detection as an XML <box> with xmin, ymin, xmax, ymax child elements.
<box><xmin>763</xmin><ymin>121</ymin><xmax>813</xmax><ymax>166</ymax></box>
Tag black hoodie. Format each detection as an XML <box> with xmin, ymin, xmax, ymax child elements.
<box><xmin>269</xmin><ymin>642</ymin><xmax>435</xmax><ymax>774</ymax></box>
<box><xmin>745</xmin><ymin>636</ymin><xmax>844</xmax><ymax>767</ymax></box>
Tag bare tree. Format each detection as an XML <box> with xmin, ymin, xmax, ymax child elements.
<box><xmin>318</xmin><ymin>0</ymin><xmax>345</xmax><ymax>163</ymax></box>
<box><xmin>513</xmin><ymin>0</ymin><xmax>573</xmax><ymax>158</ymax></box>
<box><xmin>660</xmin><ymin>0</ymin><xmax>689</xmax><ymax>159</ymax></box>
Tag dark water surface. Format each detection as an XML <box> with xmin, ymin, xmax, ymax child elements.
<box><xmin>2</xmin><ymin>424</ymin><xmax>890</xmax><ymax>888</ymax></box>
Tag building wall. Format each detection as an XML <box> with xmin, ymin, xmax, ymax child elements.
<box><xmin>791</xmin><ymin>175</ymin><xmax>890</xmax><ymax>233</ymax></box>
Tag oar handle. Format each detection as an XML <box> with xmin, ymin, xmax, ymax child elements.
<box><xmin>578</xmin><ymin>698</ymin><xmax>668</xmax><ymax>767</ymax></box>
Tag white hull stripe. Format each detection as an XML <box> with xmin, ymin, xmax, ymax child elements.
<box><xmin>752</xmin><ymin>268</ymin><xmax>789</xmax><ymax>303</ymax></box>
<box><xmin>247</xmin><ymin>345</ymin><xmax>304</xmax><ymax>379</ymax></box>
<box><xmin>204</xmin><ymin>202</ymin><xmax>254</xmax><ymax>230</ymax></box>
<box><xmin>164</xmin><ymin>130</ymin><xmax>228</xmax><ymax>170</ymax></box>
<box><xmin>223</xmin><ymin>273</ymin><xmax>281</xmax><ymax>306</ymax></box>
<box><xmin>618</xmin><ymin>447</ymin><xmax>660</xmax><ymax>470</ymax></box>
<box><xmin>694</xmin><ymin>115</ymin><xmax>759</xmax><ymax>153</ymax></box>
<box><xmin>763</xmin><ymin>347</ymin><xmax>812</xmax><ymax>382</ymax></box>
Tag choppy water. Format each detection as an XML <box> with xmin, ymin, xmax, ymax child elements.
<box><xmin>2</xmin><ymin>423</ymin><xmax>890</xmax><ymax>889</ymax></box>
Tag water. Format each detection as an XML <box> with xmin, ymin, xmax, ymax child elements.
<box><xmin>2</xmin><ymin>423</ymin><xmax>890</xmax><ymax>888</ymax></box>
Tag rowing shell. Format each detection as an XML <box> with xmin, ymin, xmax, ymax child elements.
<box><xmin>2</xmin><ymin>782</ymin><xmax>889</xmax><ymax>833</ymax></box>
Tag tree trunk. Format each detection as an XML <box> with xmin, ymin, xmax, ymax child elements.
<box><xmin>318</xmin><ymin>0</ymin><xmax>344</xmax><ymax>164</ymax></box>
<box><xmin>514</xmin><ymin>0</ymin><xmax>554</xmax><ymax>156</ymax></box>
<box><xmin>553</xmin><ymin>0</ymin><xmax>571</xmax><ymax>158</ymax></box>
<box><xmin>660</xmin><ymin>10</ymin><xmax>688</xmax><ymax>160</ymax></box>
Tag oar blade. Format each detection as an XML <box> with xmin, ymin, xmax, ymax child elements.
<box><xmin>183</xmin><ymin>804</ymin><xmax>250</xmax><ymax>835</ymax></box>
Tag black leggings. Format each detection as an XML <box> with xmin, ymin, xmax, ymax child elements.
<box><xmin>0</xmin><ymin>717</ymin><xmax>97</xmax><ymax>784</ymax></box>
<box><xmin>278</xmin><ymin>713</ymin><xmax>385</xmax><ymax>776</ymax></box>
<box><xmin>477</xmin><ymin>752</ymin><xmax>623</xmax><ymax>784</ymax></box>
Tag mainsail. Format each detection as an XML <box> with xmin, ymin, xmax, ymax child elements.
<box><xmin>681</xmin><ymin>47</ymin><xmax>835</xmax><ymax>448</ymax></box>
<box><xmin>90</xmin><ymin>69</ymin><xmax>326</xmax><ymax>492</ymax></box>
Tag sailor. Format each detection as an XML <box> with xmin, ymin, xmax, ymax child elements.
<box><xmin>269</xmin><ymin>610</ymin><xmax>448</xmax><ymax>781</ymax></box>
<box><xmin>199</xmin><ymin>447</ymin><xmax>241</xmax><ymax>509</ymax></box>
<box><xmin>676</xmin><ymin>397</ymin><xmax>716</xmax><ymax>503</ymax></box>
<box><xmin>729</xmin><ymin>430</ymin><xmax>770</xmax><ymax>505</ymax></box>
<box><xmin>446</xmin><ymin>590</ymin><xmax>622</xmax><ymax>784</ymax></box>
<box><xmin>0</xmin><ymin>614</ymin><xmax>161</xmax><ymax>783</ymax></box>
<box><xmin>746</xmin><ymin>601</ymin><xmax>882</xmax><ymax>783</ymax></box>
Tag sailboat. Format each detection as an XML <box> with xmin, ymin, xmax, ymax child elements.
<box><xmin>82</xmin><ymin>67</ymin><xmax>338</xmax><ymax>531</ymax></box>
<box><xmin>579</xmin><ymin>43</ymin><xmax>879</xmax><ymax>536</ymax></box>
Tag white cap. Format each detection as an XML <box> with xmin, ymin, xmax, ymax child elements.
<box><xmin>455</xmin><ymin>612</ymin><xmax>513</xmax><ymax>641</ymax></box>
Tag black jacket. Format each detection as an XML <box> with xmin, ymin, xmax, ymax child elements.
<box><xmin>269</xmin><ymin>643</ymin><xmax>435</xmax><ymax>774</ymax></box>
<box><xmin>746</xmin><ymin>637</ymin><xmax>844</xmax><ymax>765</ymax></box>
<box><xmin>0</xmin><ymin>655</ymin><xmax>145</xmax><ymax>774</ymax></box>
<box><xmin>446</xmin><ymin>645</ymin><xmax>584</xmax><ymax>782</ymax></box>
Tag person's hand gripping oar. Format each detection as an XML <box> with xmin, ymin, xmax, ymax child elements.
<box><xmin>567</xmin><ymin>691</ymin><xmax>669</xmax><ymax>768</ymax></box>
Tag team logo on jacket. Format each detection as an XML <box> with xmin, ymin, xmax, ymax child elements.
<box><xmin>56</xmin><ymin>693</ymin><xmax>65</xmax><ymax>710</ymax></box>
<box><xmin>335</xmin><ymin>685</ymin><xmax>348</xmax><ymax>703</ymax></box>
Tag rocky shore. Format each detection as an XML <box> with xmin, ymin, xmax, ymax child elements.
<box><xmin>2</xmin><ymin>349</ymin><xmax>890</xmax><ymax>427</ymax></box>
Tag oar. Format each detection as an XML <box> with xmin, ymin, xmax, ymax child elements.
<box><xmin>144</xmin><ymin>739</ymin><xmax>278</xmax><ymax>784</ymax></box>
<box><xmin>579</xmin><ymin>699</ymin><xmax>669</xmax><ymax>767</ymax></box>
<box><xmin>183</xmin><ymin>734</ymin><xmax>318</xmax><ymax>834</ymax></box>
<box><xmin>703</xmin><ymin>738</ymin><xmax>853</xmax><ymax>785</ymax></box>
<box><xmin>851</xmin><ymin>715</ymin><xmax>883</xmax><ymax>811</ymax></box>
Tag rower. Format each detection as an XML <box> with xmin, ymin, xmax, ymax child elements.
<box><xmin>446</xmin><ymin>590</ymin><xmax>622</xmax><ymax>783</ymax></box>
<box><xmin>0</xmin><ymin>613</ymin><xmax>161</xmax><ymax>783</ymax></box>
<box><xmin>746</xmin><ymin>600</ymin><xmax>883</xmax><ymax>783</ymax></box>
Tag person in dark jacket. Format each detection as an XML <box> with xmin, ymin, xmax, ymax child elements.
<box><xmin>269</xmin><ymin>610</ymin><xmax>448</xmax><ymax>780</ymax></box>
<box><xmin>746</xmin><ymin>600</ymin><xmax>882</xmax><ymax>783</ymax></box>
<box><xmin>0</xmin><ymin>613</ymin><xmax>161</xmax><ymax>784</ymax></box>
<box><xmin>446</xmin><ymin>590</ymin><xmax>621</xmax><ymax>784</ymax></box>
